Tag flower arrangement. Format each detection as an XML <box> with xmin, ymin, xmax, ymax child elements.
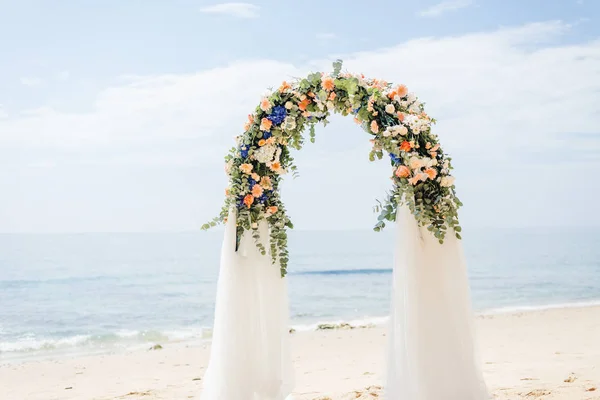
<box><xmin>202</xmin><ymin>60</ymin><xmax>462</xmax><ymax>277</ymax></box>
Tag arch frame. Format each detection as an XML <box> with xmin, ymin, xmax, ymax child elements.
<box><xmin>202</xmin><ymin>61</ymin><xmax>462</xmax><ymax>276</ymax></box>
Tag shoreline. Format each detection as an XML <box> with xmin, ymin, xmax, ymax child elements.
<box><xmin>3</xmin><ymin>300</ymin><xmax>600</xmax><ymax>365</ymax></box>
<box><xmin>0</xmin><ymin>306</ymin><xmax>600</xmax><ymax>400</ymax></box>
<box><xmin>2</xmin><ymin>305</ymin><xmax>600</xmax><ymax>399</ymax></box>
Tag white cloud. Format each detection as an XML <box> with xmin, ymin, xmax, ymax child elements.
<box><xmin>316</xmin><ymin>32</ymin><xmax>336</xmax><ymax>40</ymax></box>
<box><xmin>57</xmin><ymin>70</ymin><xmax>71</xmax><ymax>81</ymax></box>
<box><xmin>1</xmin><ymin>21</ymin><xmax>599</xmax><ymax>230</ymax></box>
<box><xmin>20</xmin><ymin>77</ymin><xmax>42</xmax><ymax>87</ymax></box>
<box><xmin>418</xmin><ymin>0</ymin><xmax>475</xmax><ymax>17</ymax></box>
<box><xmin>199</xmin><ymin>2</ymin><xmax>259</xmax><ymax>18</ymax></box>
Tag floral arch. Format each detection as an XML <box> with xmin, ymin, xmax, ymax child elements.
<box><xmin>203</xmin><ymin>61</ymin><xmax>462</xmax><ymax>277</ymax></box>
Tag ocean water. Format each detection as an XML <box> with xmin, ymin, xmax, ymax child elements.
<box><xmin>1</xmin><ymin>227</ymin><xmax>599</xmax><ymax>362</ymax></box>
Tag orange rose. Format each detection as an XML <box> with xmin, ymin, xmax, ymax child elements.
<box><xmin>251</xmin><ymin>184</ymin><xmax>263</xmax><ymax>197</ymax></box>
<box><xmin>298</xmin><ymin>98</ymin><xmax>311</xmax><ymax>111</ymax></box>
<box><xmin>397</xmin><ymin>84</ymin><xmax>408</xmax><ymax>97</ymax></box>
<box><xmin>258</xmin><ymin>139</ymin><xmax>266</xmax><ymax>146</ymax></box>
<box><xmin>267</xmin><ymin>206</ymin><xmax>278</xmax><ymax>214</ymax></box>
<box><xmin>260</xmin><ymin>118</ymin><xmax>272</xmax><ymax>131</ymax></box>
<box><xmin>397</xmin><ymin>112</ymin><xmax>405</xmax><ymax>122</ymax></box>
<box><xmin>322</xmin><ymin>76</ymin><xmax>335</xmax><ymax>91</ymax></box>
<box><xmin>243</xmin><ymin>194</ymin><xmax>254</xmax><ymax>208</ymax></box>
<box><xmin>399</xmin><ymin>141</ymin><xmax>412</xmax><ymax>152</ymax></box>
<box><xmin>395</xmin><ymin>165</ymin><xmax>410</xmax><ymax>178</ymax></box>
<box><xmin>425</xmin><ymin>168</ymin><xmax>437</xmax><ymax>180</ymax></box>
<box><xmin>329</xmin><ymin>92</ymin><xmax>336</xmax><ymax>100</ymax></box>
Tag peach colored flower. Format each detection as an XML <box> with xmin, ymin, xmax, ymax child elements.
<box><xmin>251</xmin><ymin>173</ymin><xmax>260</xmax><ymax>181</ymax></box>
<box><xmin>425</xmin><ymin>168</ymin><xmax>437</xmax><ymax>180</ymax></box>
<box><xmin>267</xmin><ymin>206</ymin><xmax>278</xmax><ymax>215</ymax></box>
<box><xmin>408</xmin><ymin>175</ymin><xmax>420</xmax><ymax>185</ymax></box>
<box><xmin>395</xmin><ymin>165</ymin><xmax>411</xmax><ymax>178</ymax></box>
<box><xmin>299</xmin><ymin>98</ymin><xmax>311</xmax><ymax>111</ymax></box>
<box><xmin>260</xmin><ymin>98</ymin><xmax>271</xmax><ymax>112</ymax></box>
<box><xmin>430</xmin><ymin>152</ymin><xmax>438</xmax><ymax>158</ymax></box>
<box><xmin>370</xmin><ymin>120</ymin><xmax>379</xmax><ymax>133</ymax></box>
<box><xmin>269</xmin><ymin>161</ymin><xmax>282</xmax><ymax>173</ymax></box>
<box><xmin>425</xmin><ymin>142</ymin><xmax>432</xmax><ymax>150</ymax></box>
<box><xmin>225</xmin><ymin>188</ymin><xmax>230</xmax><ymax>196</ymax></box>
<box><xmin>322</xmin><ymin>76</ymin><xmax>335</xmax><ymax>91</ymax></box>
<box><xmin>258</xmin><ymin>139</ymin><xmax>266</xmax><ymax>146</ymax></box>
<box><xmin>397</xmin><ymin>112</ymin><xmax>405</xmax><ymax>122</ymax></box>
<box><xmin>266</xmin><ymin>137</ymin><xmax>276</xmax><ymax>145</ymax></box>
<box><xmin>397</xmin><ymin>85</ymin><xmax>408</xmax><ymax>97</ymax></box>
<box><xmin>260</xmin><ymin>118</ymin><xmax>272</xmax><ymax>131</ymax></box>
<box><xmin>354</xmin><ymin>117</ymin><xmax>361</xmax><ymax>125</ymax></box>
<box><xmin>243</xmin><ymin>194</ymin><xmax>254</xmax><ymax>208</ymax></box>
<box><xmin>329</xmin><ymin>92</ymin><xmax>336</xmax><ymax>100</ymax></box>
<box><xmin>239</xmin><ymin>163</ymin><xmax>253</xmax><ymax>174</ymax></box>
<box><xmin>260</xmin><ymin>176</ymin><xmax>272</xmax><ymax>190</ymax></box>
<box><xmin>307</xmin><ymin>91</ymin><xmax>315</xmax><ymax>98</ymax></box>
<box><xmin>279</xmin><ymin>81</ymin><xmax>291</xmax><ymax>92</ymax></box>
<box><xmin>399</xmin><ymin>141</ymin><xmax>412</xmax><ymax>152</ymax></box>
<box><xmin>251</xmin><ymin>184</ymin><xmax>264</xmax><ymax>197</ymax></box>
<box><xmin>431</xmin><ymin>143</ymin><xmax>440</xmax><ymax>152</ymax></box>
<box><xmin>243</xmin><ymin>114</ymin><xmax>254</xmax><ymax>131</ymax></box>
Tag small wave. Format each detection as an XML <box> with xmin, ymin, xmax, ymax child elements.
<box><xmin>479</xmin><ymin>299</ymin><xmax>600</xmax><ymax>316</ymax></box>
<box><xmin>293</xmin><ymin>268</ymin><xmax>392</xmax><ymax>276</ymax></box>
<box><xmin>0</xmin><ymin>328</ymin><xmax>203</xmax><ymax>355</ymax></box>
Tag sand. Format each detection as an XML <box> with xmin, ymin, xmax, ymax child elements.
<box><xmin>2</xmin><ymin>306</ymin><xmax>600</xmax><ymax>400</ymax></box>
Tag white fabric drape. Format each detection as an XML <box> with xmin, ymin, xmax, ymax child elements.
<box><xmin>200</xmin><ymin>211</ymin><xmax>294</xmax><ymax>400</ymax></box>
<box><xmin>386</xmin><ymin>205</ymin><xmax>489</xmax><ymax>399</ymax></box>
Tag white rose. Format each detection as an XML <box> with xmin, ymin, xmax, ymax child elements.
<box><xmin>440</xmin><ymin>176</ymin><xmax>456</xmax><ymax>187</ymax></box>
<box><xmin>254</xmin><ymin>144</ymin><xmax>277</xmax><ymax>164</ymax></box>
<box><xmin>285</xmin><ymin>101</ymin><xmax>293</xmax><ymax>109</ymax></box>
<box><xmin>385</xmin><ymin>104</ymin><xmax>395</xmax><ymax>114</ymax></box>
<box><xmin>382</xmin><ymin>128</ymin><xmax>392</xmax><ymax>137</ymax></box>
<box><xmin>326</xmin><ymin>101</ymin><xmax>335</xmax><ymax>110</ymax></box>
<box><xmin>409</xmin><ymin>156</ymin><xmax>422</xmax><ymax>170</ymax></box>
<box><xmin>406</xmin><ymin>93</ymin><xmax>417</xmax><ymax>103</ymax></box>
<box><xmin>397</xmin><ymin>125</ymin><xmax>408</xmax><ymax>136</ymax></box>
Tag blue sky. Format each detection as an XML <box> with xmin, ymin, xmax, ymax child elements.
<box><xmin>1</xmin><ymin>1</ymin><xmax>599</xmax><ymax>232</ymax></box>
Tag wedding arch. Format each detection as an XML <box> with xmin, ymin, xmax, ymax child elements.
<box><xmin>203</xmin><ymin>60</ymin><xmax>462</xmax><ymax>276</ymax></box>
<box><xmin>200</xmin><ymin>61</ymin><xmax>488</xmax><ymax>400</ymax></box>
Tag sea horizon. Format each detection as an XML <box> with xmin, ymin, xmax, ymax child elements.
<box><xmin>2</xmin><ymin>226</ymin><xmax>599</xmax><ymax>363</ymax></box>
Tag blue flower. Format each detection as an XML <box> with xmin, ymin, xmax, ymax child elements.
<box><xmin>353</xmin><ymin>107</ymin><xmax>361</xmax><ymax>114</ymax></box>
<box><xmin>248</xmin><ymin>178</ymin><xmax>257</xmax><ymax>187</ymax></box>
<box><xmin>258</xmin><ymin>193</ymin><xmax>268</xmax><ymax>204</ymax></box>
<box><xmin>389</xmin><ymin>153</ymin><xmax>401</xmax><ymax>165</ymax></box>
<box><xmin>240</xmin><ymin>145</ymin><xmax>249</xmax><ymax>158</ymax></box>
<box><xmin>267</xmin><ymin>105</ymin><xmax>287</xmax><ymax>125</ymax></box>
<box><xmin>262</xmin><ymin>131</ymin><xmax>272</xmax><ymax>139</ymax></box>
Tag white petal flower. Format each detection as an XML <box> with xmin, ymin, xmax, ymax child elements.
<box><xmin>385</xmin><ymin>104</ymin><xmax>395</xmax><ymax>114</ymax></box>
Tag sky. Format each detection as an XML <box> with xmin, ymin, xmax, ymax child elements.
<box><xmin>0</xmin><ymin>0</ymin><xmax>599</xmax><ymax>233</ymax></box>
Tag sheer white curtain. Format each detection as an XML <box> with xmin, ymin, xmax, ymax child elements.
<box><xmin>386</xmin><ymin>205</ymin><xmax>489</xmax><ymax>399</ymax></box>
<box><xmin>200</xmin><ymin>211</ymin><xmax>294</xmax><ymax>400</ymax></box>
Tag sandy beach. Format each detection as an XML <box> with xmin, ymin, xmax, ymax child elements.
<box><xmin>2</xmin><ymin>306</ymin><xmax>599</xmax><ymax>400</ymax></box>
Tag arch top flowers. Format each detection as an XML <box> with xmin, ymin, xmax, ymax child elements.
<box><xmin>203</xmin><ymin>60</ymin><xmax>462</xmax><ymax>277</ymax></box>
